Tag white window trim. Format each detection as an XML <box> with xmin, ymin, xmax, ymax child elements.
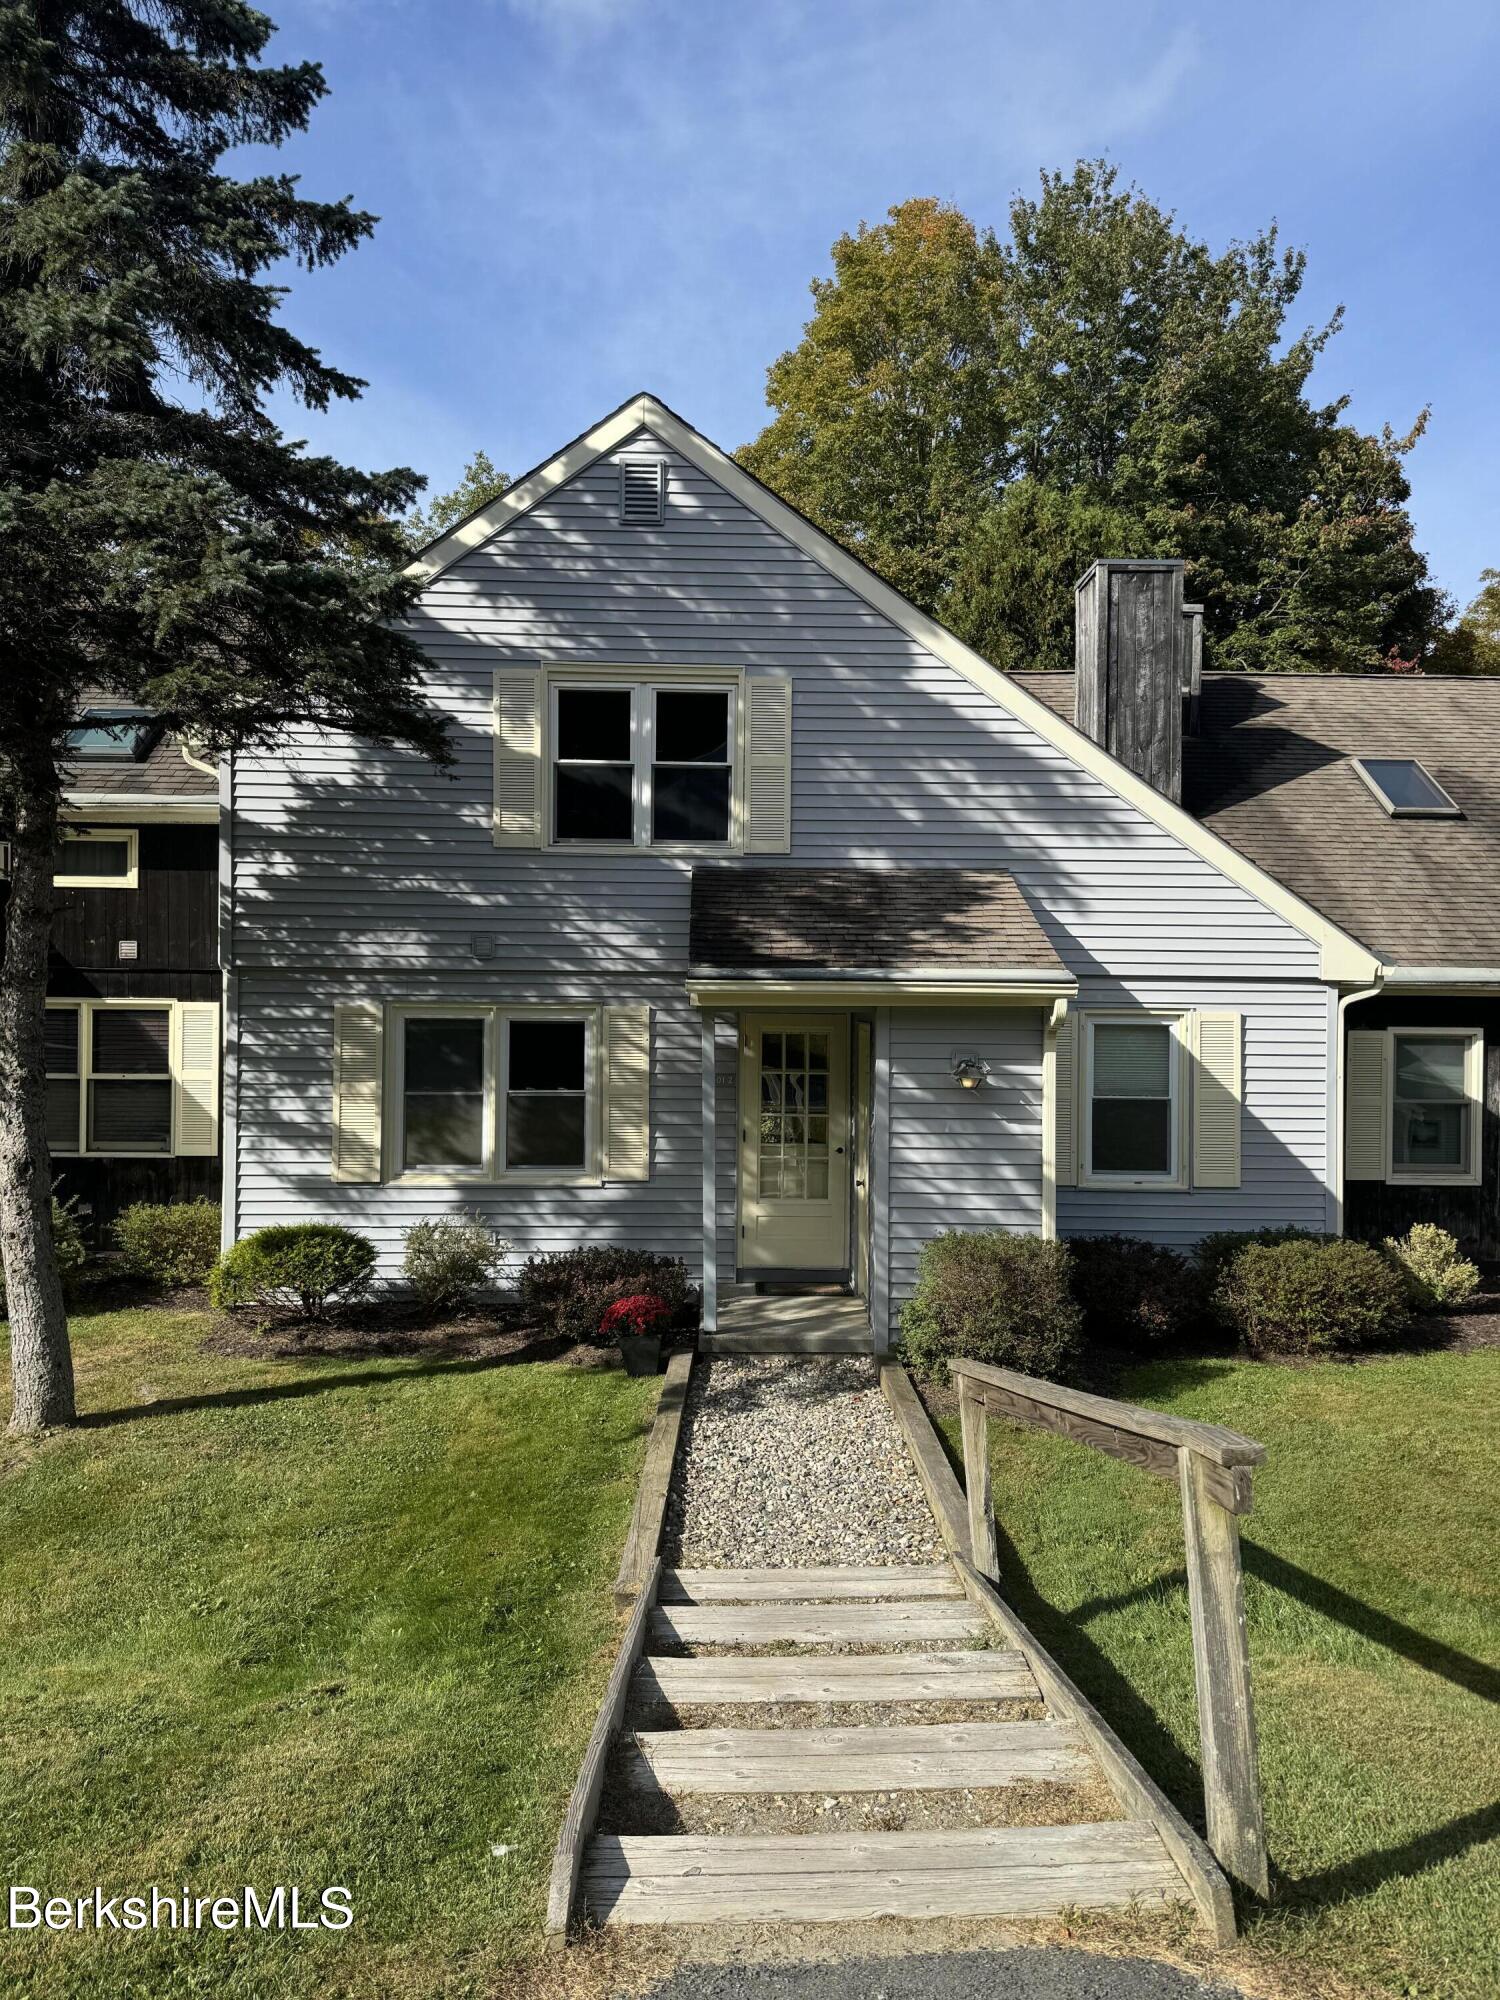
<box><xmin>1386</xmin><ymin>1026</ymin><xmax>1483</xmax><ymax>1187</ymax></box>
<box><xmin>543</xmin><ymin>665</ymin><xmax>743</xmax><ymax>854</ymax></box>
<box><xmin>384</xmin><ymin>1003</ymin><xmax>603</xmax><ymax>1187</ymax></box>
<box><xmin>55</xmin><ymin>826</ymin><xmax>139</xmax><ymax>889</ymax></box>
<box><xmin>1349</xmin><ymin>757</ymin><xmax>1462</xmax><ymax>818</ymax></box>
<box><xmin>1080</xmin><ymin>1010</ymin><xmax>1191</xmax><ymax>1191</ymax></box>
<box><xmin>46</xmin><ymin>997</ymin><xmax>177</xmax><ymax>1158</ymax></box>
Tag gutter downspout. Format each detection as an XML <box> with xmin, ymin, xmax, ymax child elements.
<box><xmin>1333</xmin><ymin>977</ymin><xmax>1384</xmax><ymax>1236</ymax></box>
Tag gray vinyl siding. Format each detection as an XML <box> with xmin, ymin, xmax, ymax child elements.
<box><xmin>228</xmin><ymin>425</ymin><xmax>1336</xmax><ymax>1301</ymax></box>
<box><xmin>1058</xmin><ymin>980</ymin><xmax>1333</xmax><ymax>1248</ymax></box>
<box><xmin>889</xmin><ymin>1010</ymin><xmax>1044</xmax><ymax>1301</ymax></box>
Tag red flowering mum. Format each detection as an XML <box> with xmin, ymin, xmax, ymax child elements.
<box><xmin>598</xmin><ymin>1292</ymin><xmax>670</xmax><ymax>1338</ymax></box>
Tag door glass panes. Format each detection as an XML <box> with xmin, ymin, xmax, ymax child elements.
<box><xmin>554</xmin><ymin>688</ymin><xmax>634</xmax><ymax>842</ymax></box>
<box><xmin>87</xmin><ymin>1006</ymin><xmax>172</xmax><ymax>1154</ymax></box>
<box><xmin>1090</xmin><ymin>1023</ymin><xmax>1173</xmax><ymax>1175</ymax></box>
<box><xmin>506</xmin><ymin>1019</ymin><xmax>587</xmax><ymax>1169</ymax></box>
<box><xmin>759</xmin><ymin>1029</ymin><xmax>831</xmax><ymax>1199</ymax></box>
<box><xmin>652</xmin><ymin>690</ymin><xmax>731</xmax><ymax>842</ymax></box>
<box><xmin>403</xmin><ymin>1017</ymin><xmax>486</xmax><ymax>1169</ymax></box>
<box><xmin>1393</xmin><ymin>1036</ymin><xmax>1470</xmax><ymax>1173</ymax></box>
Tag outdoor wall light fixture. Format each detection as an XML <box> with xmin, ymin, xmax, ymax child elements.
<box><xmin>951</xmin><ymin>1053</ymin><xmax>990</xmax><ymax>1090</ymax></box>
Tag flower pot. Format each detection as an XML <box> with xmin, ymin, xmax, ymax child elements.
<box><xmin>618</xmin><ymin>1332</ymin><xmax>662</xmax><ymax>1377</ymax></box>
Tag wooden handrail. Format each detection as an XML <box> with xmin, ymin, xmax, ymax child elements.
<box><xmin>951</xmin><ymin>1358</ymin><xmax>1269</xmax><ymax>1902</ymax></box>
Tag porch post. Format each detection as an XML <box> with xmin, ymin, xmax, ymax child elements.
<box><xmin>701</xmin><ymin>1011</ymin><xmax>717</xmax><ymax>1333</ymax></box>
<box><xmin>870</xmin><ymin>1009</ymin><xmax>891</xmax><ymax>1353</ymax></box>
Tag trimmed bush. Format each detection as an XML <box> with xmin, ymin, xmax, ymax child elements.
<box><xmin>1194</xmin><ymin>1225</ymin><xmax>1323</xmax><ymax>1301</ymax></box>
<box><xmin>898</xmin><ymin>1230</ymin><xmax>1081</xmax><ymax>1382</ymax></box>
<box><xmin>1</xmin><ymin>1193</ymin><xmax>87</xmax><ymax>1315</ymax></box>
<box><xmin>1068</xmin><ymin>1234</ymin><xmax>1202</xmax><ymax>1352</ymax></box>
<box><xmin>1217</xmin><ymin>1237</ymin><xmax>1409</xmax><ymax>1358</ymax></box>
<box><xmin>1382</xmin><ymin>1223</ymin><xmax>1481</xmax><ymax>1311</ymax></box>
<box><xmin>212</xmin><ymin>1223</ymin><xmax>376</xmax><ymax>1322</ymax></box>
<box><xmin>402</xmin><ymin>1215</ymin><xmax>510</xmax><ymax>1317</ymax></box>
<box><xmin>113</xmin><ymin>1200</ymin><xmax>222</xmax><ymax>1289</ymax></box>
<box><xmin>517</xmin><ymin>1246</ymin><xmax>699</xmax><ymax>1346</ymax></box>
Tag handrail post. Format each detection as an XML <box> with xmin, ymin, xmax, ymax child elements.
<box><xmin>1178</xmin><ymin>1444</ymin><xmax>1268</xmax><ymax>1898</ymax></box>
<box><xmin>957</xmin><ymin>1371</ymin><xmax>1000</xmax><ymax>1582</ymax></box>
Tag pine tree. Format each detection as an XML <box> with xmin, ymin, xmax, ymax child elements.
<box><xmin>0</xmin><ymin>2</ymin><xmax>449</xmax><ymax>1434</ymax></box>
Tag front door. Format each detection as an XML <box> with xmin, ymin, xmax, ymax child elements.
<box><xmin>739</xmin><ymin>1015</ymin><xmax>850</xmax><ymax>1275</ymax></box>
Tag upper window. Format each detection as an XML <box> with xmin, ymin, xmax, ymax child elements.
<box><xmin>65</xmin><ymin>707</ymin><xmax>158</xmax><ymax>763</ymax></box>
<box><xmin>1391</xmin><ymin>1031</ymin><xmax>1480</xmax><ymax>1180</ymax></box>
<box><xmin>392</xmin><ymin>1008</ymin><xmax>593</xmax><ymax>1179</ymax></box>
<box><xmin>1351</xmin><ymin>758</ymin><xmax>1461</xmax><ymax>818</ymax></box>
<box><xmin>54</xmin><ymin>828</ymin><xmax>138</xmax><ymax>889</ymax></box>
<box><xmin>46</xmin><ymin>1002</ymin><xmax>173</xmax><ymax>1156</ymax></box>
<box><xmin>1085</xmin><ymin>1017</ymin><xmax>1184</xmax><ymax>1185</ymax></box>
<box><xmin>550</xmin><ymin>682</ymin><xmax>735</xmax><ymax>848</ymax></box>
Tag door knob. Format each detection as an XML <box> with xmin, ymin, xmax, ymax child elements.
<box><xmin>836</xmin><ymin>1145</ymin><xmax>845</xmax><ymax>1155</ymax></box>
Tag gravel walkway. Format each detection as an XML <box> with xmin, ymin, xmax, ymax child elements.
<box><xmin>662</xmin><ymin>1356</ymin><xmax>946</xmax><ymax>1569</ymax></box>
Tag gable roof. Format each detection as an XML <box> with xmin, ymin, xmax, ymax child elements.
<box><xmin>1016</xmin><ymin>670</ymin><xmax>1500</xmax><ymax>972</ymax></box>
<box><xmin>410</xmin><ymin>392</ymin><xmax>1380</xmax><ymax>983</ymax></box>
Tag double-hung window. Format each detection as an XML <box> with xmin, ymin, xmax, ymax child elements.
<box><xmin>392</xmin><ymin>1008</ymin><xmax>594</xmax><ymax>1179</ymax></box>
<box><xmin>1390</xmin><ymin>1030</ymin><xmax>1481</xmax><ymax>1181</ymax></box>
<box><xmin>550</xmin><ymin>680</ymin><xmax>735</xmax><ymax>847</ymax></box>
<box><xmin>46</xmin><ymin>1002</ymin><xmax>173</xmax><ymax>1155</ymax></box>
<box><xmin>1084</xmin><ymin>1016</ymin><xmax>1185</xmax><ymax>1185</ymax></box>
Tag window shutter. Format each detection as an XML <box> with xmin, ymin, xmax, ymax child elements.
<box><xmin>1053</xmin><ymin>1010</ymin><xmax>1078</xmax><ymax>1188</ymax></box>
<box><xmin>744</xmin><ymin>675</ymin><xmax>792</xmax><ymax>854</ymax></box>
<box><xmin>493</xmin><ymin>669</ymin><xmax>542</xmax><ymax>847</ymax></box>
<box><xmin>1345</xmin><ymin>1030</ymin><xmax>1389</xmax><ymax>1182</ymax></box>
<box><xmin>1192</xmin><ymin>1011</ymin><xmax>1242</xmax><ymax>1188</ymax></box>
<box><xmin>172</xmin><ymin>1002</ymin><xmax>220</xmax><ymax>1157</ymax></box>
<box><xmin>332</xmin><ymin>1002</ymin><xmax>384</xmax><ymax>1183</ymax></box>
<box><xmin>603</xmin><ymin>1004</ymin><xmax>650</xmax><ymax>1181</ymax></box>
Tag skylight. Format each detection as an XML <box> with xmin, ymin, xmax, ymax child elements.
<box><xmin>1350</xmin><ymin>757</ymin><xmax>1461</xmax><ymax>819</ymax></box>
<box><xmin>64</xmin><ymin>708</ymin><xmax>158</xmax><ymax>764</ymax></box>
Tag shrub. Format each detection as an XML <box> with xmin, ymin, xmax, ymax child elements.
<box><xmin>1068</xmin><ymin>1234</ymin><xmax>1202</xmax><ymax>1352</ymax></box>
<box><xmin>598</xmin><ymin>1293</ymin><xmax>670</xmax><ymax>1340</ymax></box>
<box><xmin>1</xmin><ymin>1193</ymin><xmax>87</xmax><ymax>1315</ymax></box>
<box><xmin>1194</xmin><ymin>1225</ymin><xmax>1323</xmax><ymax>1300</ymax></box>
<box><xmin>898</xmin><ymin>1231</ymin><xmax>1081</xmax><ymax>1382</ymax></box>
<box><xmin>113</xmin><ymin>1200</ymin><xmax>222</xmax><ymax>1288</ymax></box>
<box><xmin>517</xmin><ymin>1246</ymin><xmax>699</xmax><ymax>1346</ymax></box>
<box><xmin>211</xmin><ymin>1223</ymin><xmax>376</xmax><ymax>1322</ymax></box>
<box><xmin>1217</xmin><ymin>1237</ymin><xmax>1410</xmax><ymax>1358</ymax></box>
<box><xmin>402</xmin><ymin>1215</ymin><xmax>510</xmax><ymax>1317</ymax></box>
<box><xmin>1381</xmin><ymin>1223</ymin><xmax>1481</xmax><ymax>1312</ymax></box>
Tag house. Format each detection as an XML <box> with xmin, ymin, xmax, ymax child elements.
<box><xmin>217</xmin><ymin>392</ymin><xmax>1499</xmax><ymax>1348</ymax></box>
<box><xmin>32</xmin><ymin>710</ymin><xmax>221</xmax><ymax>1246</ymax></box>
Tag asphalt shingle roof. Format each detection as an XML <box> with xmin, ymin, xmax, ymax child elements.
<box><xmin>62</xmin><ymin>729</ymin><xmax>217</xmax><ymax>799</ymax></box>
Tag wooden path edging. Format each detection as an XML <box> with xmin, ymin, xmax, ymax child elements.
<box><xmin>879</xmin><ymin>1360</ymin><xmax>1237</xmax><ymax>1946</ymax></box>
<box><xmin>612</xmin><ymin>1349</ymin><xmax>693</xmax><ymax>1607</ymax></box>
<box><xmin>545</xmin><ymin>1556</ymin><xmax>662</xmax><ymax>1944</ymax></box>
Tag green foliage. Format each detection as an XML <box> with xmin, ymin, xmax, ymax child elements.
<box><xmin>1067</xmin><ymin>1234</ymin><xmax>1203</xmax><ymax>1353</ymax></box>
<box><xmin>401</xmin><ymin>1214</ymin><xmax>510</xmax><ymax>1317</ymax></box>
<box><xmin>516</xmin><ymin>1246</ymin><xmax>699</xmax><ymax>1346</ymax></box>
<box><xmin>898</xmin><ymin>1230</ymin><xmax>1081</xmax><ymax>1381</ymax></box>
<box><xmin>211</xmin><ymin>1223</ymin><xmax>376</xmax><ymax>1323</ymax></box>
<box><xmin>406</xmin><ymin>449</ymin><xmax>510</xmax><ymax>551</ymax></box>
<box><xmin>0</xmin><ymin>1194</ymin><xmax>86</xmax><ymax>1315</ymax></box>
<box><xmin>112</xmin><ymin>1200</ymin><xmax>221</xmax><ymax>1289</ymax></box>
<box><xmin>1193</xmin><ymin>1224</ymin><xmax>1322</xmax><ymax>1300</ymax></box>
<box><xmin>1381</xmin><ymin>1222</ymin><xmax>1481</xmax><ymax>1311</ymax></box>
<box><xmin>1216</xmin><ymin>1237</ymin><xmax>1410</xmax><ymax>1357</ymax></box>
<box><xmin>1430</xmin><ymin>568</ymin><xmax>1500</xmax><ymax>675</ymax></box>
<box><xmin>743</xmin><ymin>162</ymin><xmax>1447</xmax><ymax>675</ymax></box>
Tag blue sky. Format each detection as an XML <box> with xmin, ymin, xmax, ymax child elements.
<box><xmin>256</xmin><ymin>0</ymin><xmax>1500</xmax><ymax>611</ymax></box>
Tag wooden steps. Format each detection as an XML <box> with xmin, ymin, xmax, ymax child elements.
<box><xmin>621</xmin><ymin>1720</ymin><xmax>1090</xmax><ymax>1793</ymax></box>
<box><xmin>583</xmin><ymin>1821</ymin><xmax>1182</xmax><ymax>1926</ymax></box>
<box><xmin>635</xmin><ymin>1646</ymin><xmax>1039</xmax><ymax>1706</ymax></box>
<box><xmin>698</xmin><ymin>1329</ymin><xmax>871</xmax><ymax>1356</ymax></box>
<box><xmin>580</xmin><ymin>1560</ymin><xmax>1191</xmax><ymax>1931</ymax></box>
<box><xmin>652</xmin><ymin>1598</ymin><xmax>985</xmax><ymax>1647</ymax></box>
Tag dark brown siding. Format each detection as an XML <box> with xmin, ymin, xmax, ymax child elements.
<box><xmin>1344</xmin><ymin>995</ymin><xmax>1500</xmax><ymax>1261</ymax></box>
<box><xmin>47</xmin><ymin>823</ymin><xmax>217</xmax><ymax>976</ymax></box>
<box><xmin>56</xmin><ymin>1157</ymin><xmax>220</xmax><ymax>1250</ymax></box>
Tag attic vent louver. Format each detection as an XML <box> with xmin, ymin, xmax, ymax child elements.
<box><xmin>619</xmin><ymin>458</ymin><xmax>665</xmax><ymax>525</ymax></box>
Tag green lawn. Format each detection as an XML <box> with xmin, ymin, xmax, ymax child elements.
<box><xmin>941</xmin><ymin>1350</ymin><xmax>1500</xmax><ymax>2000</ymax></box>
<box><xmin>0</xmin><ymin>1308</ymin><xmax>658</xmax><ymax>2000</ymax></box>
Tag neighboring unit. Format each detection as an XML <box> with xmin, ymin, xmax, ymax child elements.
<box><xmin>214</xmin><ymin>392</ymin><xmax>1500</xmax><ymax>1343</ymax></box>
